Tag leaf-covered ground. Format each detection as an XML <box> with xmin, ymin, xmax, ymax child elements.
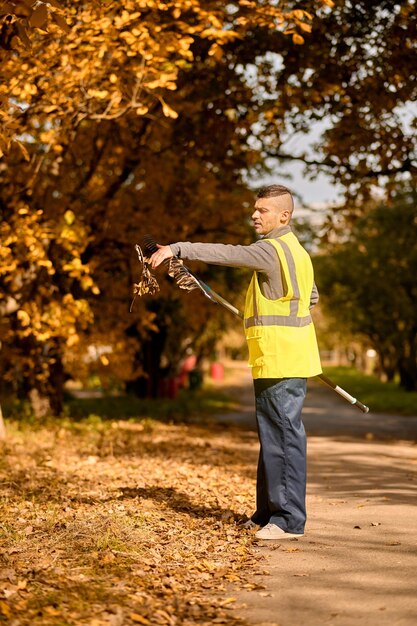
<box><xmin>0</xmin><ymin>417</ymin><xmax>263</xmax><ymax>626</ymax></box>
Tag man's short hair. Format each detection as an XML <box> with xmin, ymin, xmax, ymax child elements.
<box><xmin>257</xmin><ymin>184</ymin><xmax>292</xmax><ymax>198</ymax></box>
<box><xmin>257</xmin><ymin>184</ymin><xmax>293</xmax><ymax>206</ymax></box>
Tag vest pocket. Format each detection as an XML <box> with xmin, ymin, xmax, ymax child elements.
<box><xmin>245</xmin><ymin>330</ymin><xmax>266</xmax><ymax>368</ymax></box>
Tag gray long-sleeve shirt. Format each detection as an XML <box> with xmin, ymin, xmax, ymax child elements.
<box><xmin>169</xmin><ymin>225</ymin><xmax>319</xmax><ymax>306</ymax></box>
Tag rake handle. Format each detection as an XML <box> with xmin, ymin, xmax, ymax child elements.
<box><xmin>318</xmin><ymin>373</ymin><xmax>370</xmax><ymax>413</ymax></box>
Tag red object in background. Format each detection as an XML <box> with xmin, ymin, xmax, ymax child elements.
<box><xmin>182</xmin><ymin>355</ymin><xmax>197</xmax><ymax>372</ymax></box>
<box><xmin>179</xmin><ymin>355</ymin><xmax>197</xmax><ymax>388</ymax></box>
<box><xmin>210</xmin><ymin>362</ymin><xmax>224</xmax><ymax>380</ymax></box>
<box><xmin>167</xmin><ymin>377</ymin><xmax>178</xmax><ymax>399</ymax></box>
<box><xmin>158</xmin><ymin>377</ymin><xmax>179</xmax><ymax>399</ymax></box>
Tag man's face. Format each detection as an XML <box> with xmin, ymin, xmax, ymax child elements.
<box><xmin>251</xmin><ymin>197</ymin><xmax>289</xmax><ymax>236</ymax></box>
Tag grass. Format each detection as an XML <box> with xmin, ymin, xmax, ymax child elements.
<box><xmin>66</xmin><ymin>387</ymin><xmax>238</xmax><ymax>422</ymax></box>
<box><xmin>3</xmin><ymin>387</ymin><xmax>238</xmax><ymax>424</ymax></box>
<box><xmin>323</xmin><ymin>366</ymin><xmax>417</xmax><ymax>416</ymax></box>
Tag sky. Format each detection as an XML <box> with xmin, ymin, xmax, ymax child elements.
<box><xmin>258</xmin><ymin>101</ymin><xmax>417</xmax><ymax>209</ymax></box>
<box><xmin>262</xmin><ymin>159</ymin><xmax>344</xmax><ymax>208</ymax></box>
<box><xmin>252</xmin><ymin>117</ymin><xmax>345</xmax><ymax>209</ymax></box>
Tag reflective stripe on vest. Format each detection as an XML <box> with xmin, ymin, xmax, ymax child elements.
<box><xmin>245</xmin><ymin>313</ymin><xmax>312</xmax><ymax>328</ymax></box>
<box><xmin>244</xmin><ymin>236</ymin><xmax>312</xmax><ymax>328</ymax></box>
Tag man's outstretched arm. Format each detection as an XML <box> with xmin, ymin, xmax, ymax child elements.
<box><xmin>150</xmin><ymin>240</ymin><xmax>277</xmax><ymax>272</ymax></box>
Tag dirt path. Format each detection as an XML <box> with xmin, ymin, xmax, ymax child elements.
<box><xmin>212</xmin><ymin>363</ymin><xmax>417</xmax><ymax>626</ymax></box>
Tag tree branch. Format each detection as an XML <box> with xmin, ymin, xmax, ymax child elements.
<box><xmin>266</xmin><ymin>151</ymin><xmax>417</xmax><ymax>179</ymax></box>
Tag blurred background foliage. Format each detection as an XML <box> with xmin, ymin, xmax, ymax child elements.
<box><xmin>0</xmin><ymin>0</ymin><xmax>416</xmax><ymax>416</ymax></box>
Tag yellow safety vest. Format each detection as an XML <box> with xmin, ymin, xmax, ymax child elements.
<box><xmin>244</xmin><ymin>232</ymin><xmax>322</xmax><ymax>379</ymax></box>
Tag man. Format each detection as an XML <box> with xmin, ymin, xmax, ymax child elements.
<box><xmin>150</xmin><ymin>184</ymin><xmax>322</xmax><ymax>539</ymax></box>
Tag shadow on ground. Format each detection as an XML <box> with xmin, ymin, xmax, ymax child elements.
<box><xmin>211</xmin><ymin>373</ymin><xmax>417</xmax><ymax>442</ymax></box>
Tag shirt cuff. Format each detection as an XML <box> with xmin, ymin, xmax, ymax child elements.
<box><xmin>170</xmin><ymin>243</ymin><xmax>181</xmax><ymax>257</ymax></box>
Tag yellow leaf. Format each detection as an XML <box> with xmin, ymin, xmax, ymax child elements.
<box><xmin>144</xmin><ymin>79</ymin><xmax>162</xmax><ymax>89</ymax></box>
<box><xmin>66</xmin><ymin>333</ymin><xmax>79</xmax><ymax>347</ymax></box>
<box><xmin>136</xmin><ymin>105</ymin><xmax>149</xmax><ymax>115</ymax></box>
<box><xmin>0</xmin><ymin>601</ymin><xmax>11</xmax><ymax>617</ymax></box>
<box><xmin>64</xmin><ymin>210</ymin><xmax>75</xmax><ymax>225</ymax></box>
<box><xmin>208</xmin><ymin>43</ymin><xmax>223</xmax><ymax>59</ymax></box>
<box><xmin>322</xmin><ymin>0</ymin><xmax>335</xmax><ymax>6</ymax></box>
<box><xmin>221</xmin><ymin>597</ymin><xmax>236</xmax><ymax>605</ymax></box>
<box><xmin>179</xmin><ymin>36</ymin><xmax>194</xmax><ymax>50</ymax></box>
<box><xmin>16</xmin><ymin>140</ymin><xmax>30</xmax><ymax>161</ymax></box>
<box><xmin>87</xmin><ymin>89</ymin><xmax>109</xmax><ymax>99</ymax></box>
<box><xmin>43</xmin><ymin>606</ymin><xmax>60</xmax><ymax>616</ymax></box>
<box><xmin>17</xmin><ymin>310</ymin><xmax>31</xmax><ymax>326</ymax></box>
<box><xmin>130</xmin><ymin>614</ymin><xmax>150</xmax><ymax>625</ymax></box>
<box><xmin>146</xmin><ymin>73</ymin><xmax>177</xmax><ymax>90</ymax></box>
<box><xmin>292</xmin><ymin>34</ymin><xmax>305</xmax><ymax>45</ymax></box>
<box><xmin>161</xmin><ymin>100</ymin><xmax>178</xmax><ymax>119</ymax></box>
<box><xmin>225</xmin><ymin>108</ymin><xmax>237</xmax><ymax>121</ymax></box>
<box><xmin>80</xmin><ymin>276</ymin><xmax>94</xmax><ymax>290</ymax></box>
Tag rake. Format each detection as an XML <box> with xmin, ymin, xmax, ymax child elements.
<box><xmin>134</xmin><ymin>235</ymin><xmax>370</xmax><ymax>414</ymax></box>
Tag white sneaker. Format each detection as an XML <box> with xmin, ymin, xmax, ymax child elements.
<box><xmin>255</xmin><ymin>523</ymin><xmax>304</xmax><ymax>540</ymax></box>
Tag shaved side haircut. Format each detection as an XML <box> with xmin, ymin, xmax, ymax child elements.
<box><xmin>257</xmin><ymin>184</ymin><xmax>294</xmax><ymax>217</ymax></box>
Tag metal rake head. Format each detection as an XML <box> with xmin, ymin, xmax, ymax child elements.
<box><xmin>167</xmin><ymin>258</ymin><xmax>201</xmax><ymax>291</ymax></box>
<box><xmin>142</xmin><ymin>234</ymin><xmax>201</xmax><ymax>292</ymax></box>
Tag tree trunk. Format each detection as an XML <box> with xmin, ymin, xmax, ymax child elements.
<box><xmin>378</xmin><ymin>349</ymin><xmax>397</xmax><ymax>383</ymax></box>
<box><xmin>126</xmin><ymin>328</ymin><xmax>167</xmax><ymax>398</ymax></box>
<box><xmin>47</xmin><ymin>349</ymin><xmax>65</xmax><ymax>415</ymax></box>
<box><xmin>0</xmin><ymin>403</ymin><xmax>6</xmax><ymax>440</ymax></box>
<box><xmin>29</xmin><ymin>388</ymin><xmax>52</xmax><ymax>418</ymax></box>
<box><xmin>397</xmin><ymin>337</ymin><xmax>417</xmax><ymax>392</ymax></box>
<box><xmin>28</xmin><ymin>384</ymin><xmax>64</xmax><ymax>418</ymax></box>
<box><xmin>28</xmin><ymin>351</ymin><xmax>65</xmax><ymax>417</ymax></box>
<box><xmin>398</xmin><ymin>359</ymin><xmax>417</xmax><ymax>392</ymax></box>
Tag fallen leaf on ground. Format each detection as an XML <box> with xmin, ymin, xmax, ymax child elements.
<box><xmin>0</xmin><ymin>418</ymin><xmax>259</xmax><ymax>625</ymax></box>
<box><xmin>130</xmin><ymin>614</ymin><xmax>150</xmax><ymax>624</ymax></box>
<box><xmin>283</xmin><ymin>547</ymin><xmax>301</xmax><ymax>552</ymax></box>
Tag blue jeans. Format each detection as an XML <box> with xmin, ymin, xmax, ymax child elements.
<box><xmin>252</xmin><ymin>378</ymin><xmax>307</xmax><ymax>534</ymax></box>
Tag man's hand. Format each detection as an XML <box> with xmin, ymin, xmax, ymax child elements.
<box><xmin>149</xmin><ymin>244</ymin><xmax>174</xmax><ymax>268</ymax></box>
